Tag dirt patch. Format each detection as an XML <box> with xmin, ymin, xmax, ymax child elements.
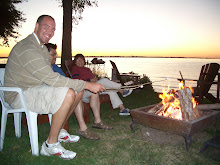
<box><xmin>140</xmin><ymin>127</ymin><xmax>184</xmax><ymax>145</ymax></box>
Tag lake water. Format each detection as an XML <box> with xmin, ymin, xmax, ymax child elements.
<box><xmin>76</xmin><ymin>57</ymin><xmax>220</xmax><ymax>97</ymax></box>
<box><xmin>1</xmin><ymin>57</ymin><xmax>219</xmax><ymax>96</ymax></box>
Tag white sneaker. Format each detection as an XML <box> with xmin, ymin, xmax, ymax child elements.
<box><xmin>40</xmin><ymin>141</ymin><xmax>77</xmax><ymax>160</ymax></box>
<box><xmin>58</xmin><ymin>129</ymin><xmax>80</xmax><ymax>143</ymax></box>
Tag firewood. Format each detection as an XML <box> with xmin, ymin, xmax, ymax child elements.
<box><xmin>193</xmin><ymin>107</ymin><xmax>200</xmax><ymax>118</ymax></box>
<box><xmin>147</xmin><ymin>95</ymin><xmax>174</xmax><ymax>114</ymax></box>
<box><xmin>155</xmin><ymin>104</ymin><xmax>165</xmax><ymax>115</ymax></box>
<box><xmin>155</xmin><ymin>103</ymin><xmax>170</xmax><ymax>115</ymax></box>
<box><xmin>147</xmin><ymin>101</ymin><xmax>163</xmax><ymax>113</ymax></box>
<box><xmin>178</xmin><ymin>88</ymin><xmax>195</xmax><ymax>121</ymax></box>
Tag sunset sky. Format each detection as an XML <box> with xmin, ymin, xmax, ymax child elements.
<box><xmin>0</xmin><ymin>0</ymin><xmax>220</xmax><ymax>58</ymax></box>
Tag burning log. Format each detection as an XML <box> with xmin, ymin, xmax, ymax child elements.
<box><xmin>178</xmin><ymin>88</ymin><xmax>196</xmax><ymax>121</ymax></box>
<box><xmin>147</xmin><ymin>81</ymin><xmax>199</xmax><ymax>121</ymax></box>
<box><xmin>147</xmin><ymin>102</ymin><xmax>164</xmax><ymax>114</ymax></box>
<box><xmin>147</xmin><ymin>92</ymin><xmax>175</xmax><ymax>114</ymax></box>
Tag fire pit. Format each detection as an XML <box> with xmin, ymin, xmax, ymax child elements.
<box><xmin>130</xmin><ymin>104</ymin><xmax>220</xmax><ymax>150</ymax></box>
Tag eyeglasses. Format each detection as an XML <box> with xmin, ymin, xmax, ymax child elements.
<box><xmin>50</xmin><ymin>53</ymin><xmax>57</xmax><ymax>57</ymax></box>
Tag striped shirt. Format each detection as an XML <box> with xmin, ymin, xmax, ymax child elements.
<box><xmin>4</xmin><ymin>33</ymin><xmax>85</xmax><ymax>105</ymax></box>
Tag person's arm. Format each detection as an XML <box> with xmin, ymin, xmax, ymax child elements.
<box><xmin>84</xmin><ymin>82</ymin><xmax>106</xmax><ymax>93</ymax></box>
<box><xmin>90</xmin><ymin>76</ymin><xmax>98</xmax><ymax>82</ymax></box>
<box><xmin>52</xmin><ymin>64</ymin><xmax>105</xmax><ymax>93</ymax></box>
<box><xmin>15</xmin><ymin>40</ymin><xmax>85</xmax><ymax>92</ymax></box>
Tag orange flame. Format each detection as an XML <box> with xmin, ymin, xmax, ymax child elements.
<box><xmin>157</xmin><ymin>81</ymin><xmax>198</xmax><ymax>120</ymax></box>
<box><xmin>179</xmin><ymin>80</ymin><xmax>185</xmax><ymax>89</ymax></box>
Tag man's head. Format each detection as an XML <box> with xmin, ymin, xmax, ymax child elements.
<box><xmin>34</xmin><ymin>15</ymin><xmax>56</xmax><ymax>45</ymax></box>
<box><xmin>45</xmin><ymin>43</ymin><xmax>57</xmax><ymax>65</ymax></box>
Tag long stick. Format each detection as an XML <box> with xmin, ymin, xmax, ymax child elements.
<box><xmin>105</xmin><ymin>78</ymin><xmax>169</xmax><ymax>91</ymax></box>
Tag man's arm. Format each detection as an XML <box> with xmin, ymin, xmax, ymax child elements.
<box><xmin>84</xmin><ymin>82</ymin><xmax>106</xmax><ymax>93</ymax></box>
<box><xmin>90</xmin><ymin>76</ymin><xmax>98</xmax><ymax>82</ymax></box>
<box><xmin>11</xmin><ymin>40</ymin><xmax>85</xmax><ymax>92</ymax></box>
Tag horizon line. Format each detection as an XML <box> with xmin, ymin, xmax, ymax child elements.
<box><xmin>0</xmin><ymin>55</ymin><xmax>220</xmax><ymax>59</ymax></box>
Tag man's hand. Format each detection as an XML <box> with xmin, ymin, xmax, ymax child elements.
<box><xmin>90</xmin><ymin>76</ymin><xmax>98</xmax><ymax>82</ymax></box>
<box><xmin>84</xmin><ymin>82</ymin><xmax>105</xmax><ymax>93</ymax></box>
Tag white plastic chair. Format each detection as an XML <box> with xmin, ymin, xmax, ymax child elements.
<box><xmin>0</xmin><ymin>68</ymin><xmax>52</xmax><ymax>156</ymax></box>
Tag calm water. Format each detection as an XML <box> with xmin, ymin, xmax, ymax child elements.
<box><xmin>1</xmin><ymin>57</ymin><xmax>219</xmax><ymax>96</ymax></box>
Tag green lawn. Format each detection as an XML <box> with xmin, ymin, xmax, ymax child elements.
<box><xmin>0</xmin><ymin>86</ymin><xmax>219</xmax><ymax>165</ymax></box>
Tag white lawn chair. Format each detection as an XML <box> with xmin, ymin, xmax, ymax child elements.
<box><xmin>0</xmin><ymin>68</ymin><xmax>52</xmax><ymax>156</ymax></box>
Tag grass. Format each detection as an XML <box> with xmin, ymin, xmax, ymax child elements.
<box><xmin>0</xmin><ymin>86</ymin><xmax>220</xmax><ymax>165</ymax></box>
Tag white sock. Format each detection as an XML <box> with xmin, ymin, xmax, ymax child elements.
<box><xmin>45</xmin><ymin>141</ymin><xmax>59</xmax><ymax>148</ymax></box>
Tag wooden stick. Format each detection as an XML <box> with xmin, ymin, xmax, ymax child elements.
<box><xmin>105</xmin><ymin>78</ymin><xmax>168</xmax><ymax>91</ymax></box>
<box><xmin>147</xmin><ymin>102</ymin><xmax>164</xmax><ymax>113</ymax></box>
<box><xmin>147</xmin><ymin>95</ymin><xmax>174</xmax><ymax>114</ymax></box>
<box><xmin>179</xmin><ymin>71</ymin><xmax>185</xmax><ymax>87</ymax></box>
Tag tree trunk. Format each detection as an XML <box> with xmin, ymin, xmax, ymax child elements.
<box><xmin>61</xmin><ymin>0</ymin><xmax>73</xmax><ymax>71</ymax></box>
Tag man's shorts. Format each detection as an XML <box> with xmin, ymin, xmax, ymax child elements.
<box><xmin>11</xmin><ymin>85</ymin><xmax>69</xmax><ymax>114</ymax></box>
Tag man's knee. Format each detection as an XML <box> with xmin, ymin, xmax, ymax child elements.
<box><xmin>77</xmin><ymin>91</ymin><xmax>84</xmax><ymax>99</ymax></box>
<box><xmin>66</xmin><ymin>89</ymin><xmax>76</xmax><ymax>102</ymax></box>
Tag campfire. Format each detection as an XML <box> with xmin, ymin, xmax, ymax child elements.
<box><xmin>148</xmin><ymin>81</ymin><xmax>199</xmax><ymax>121</ymax></box>
<box><xmin>130</xmin><ymin>81</ymin><xmax>220</xmax><ymax>150</ymax></box>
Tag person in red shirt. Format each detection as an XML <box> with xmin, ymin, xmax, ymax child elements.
<box><xmin>71</xmin><ymin>54</ymin><xmax>132</xmax><ymax>116</ymax></box>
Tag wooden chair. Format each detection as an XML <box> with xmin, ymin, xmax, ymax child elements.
<box><xmin>110</xmin><ymin>60</ymin><xmax>124</xmax><ymax>85</ymax></box>
<box><xmin>110</xmin><ymin>60</ymin><xmax>140</xmax><ymax>85</ymax></box>
<box><xmin>64</xmin><ymin>60</ymin><xmax>112</xmax><ymax>123</ymax></box>
<box><xmin>178</xmin><ymin>63</ymin><xmax>220</xmax><ymax>103</ymax></box>
<box><xmin>64</xmin><ymin>60</ymin><xmax>74</xmax><ymax>78</ymax></box>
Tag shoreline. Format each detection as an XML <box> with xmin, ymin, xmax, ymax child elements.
<box><xmin>1</xmin><ymin>56</ymin><xmax>220</xmax><ymax>59</ymax></box>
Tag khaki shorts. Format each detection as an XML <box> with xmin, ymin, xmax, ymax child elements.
<box><xmin>11</xmin><ymin>85</ymin><xmax>69</xmax><ymax>114</ymax></box>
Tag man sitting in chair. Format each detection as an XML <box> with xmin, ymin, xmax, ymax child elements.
<box><xmin>45</xmin><ymin>43</ymin><xmax>113</xmax><ymax>140</ymax></box>
<box><xmin>71</xmin><ymin>54</ymin><xmax>133</xmax><ymax>116</ymax></box>
<box><xmin>4</xmin><ymin>15</ymin><xmax>105</xmax><ymax>160</ymax></box>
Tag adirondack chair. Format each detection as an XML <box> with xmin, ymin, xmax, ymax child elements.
<box><xmin>110</xmin><ymin>60</ymin><xmax>124</xmax><ymax>85</ymax></box>
<box><xmin>64</xmin><ymin>60</ymin><xmax>112</xmax><ymax>123</ymax></box>
<box><xmin>110</xmin><ymin>60</ymin><xmax>140</xmax><ymax>85</ymax></box>
<box><xmin>178</xmin><ymin>63</ymin><xmax>220</xmax><ymax>103</ymax></box>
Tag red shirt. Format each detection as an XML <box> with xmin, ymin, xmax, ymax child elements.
<box><xmin>71</xmin><ymin>65</ymin><xmax>95</xmax><ymax>81</ymax></box>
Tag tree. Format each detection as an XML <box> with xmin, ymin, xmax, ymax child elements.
<box><xmin>60</xmin><ymin>0</ymin><xmax>98</xmax><ymax>70</ymax></box>
<box><xmin>0</xmin><ymin>0</ymin><xmax>26</xmax><ymax>47</ymax></box>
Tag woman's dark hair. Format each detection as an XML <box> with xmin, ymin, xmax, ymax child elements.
<box><xmin>73</xmin><ymin>54</ymin><xmax>86</xmax><ymax>65</ymax></box>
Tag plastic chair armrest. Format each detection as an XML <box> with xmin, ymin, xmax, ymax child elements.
<box><xmin>0</xmin><ymin>86</ymin><xmax>27</xmax><ymax>109</ymax></box>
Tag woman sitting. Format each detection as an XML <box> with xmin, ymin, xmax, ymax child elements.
<box><xmin>71</xmin><ymin>54</ymin><xmax>132</xmax><ymax>116</ymax></box>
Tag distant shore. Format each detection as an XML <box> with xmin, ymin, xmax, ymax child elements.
<box><xmin>1</xmin><ymin>56</ymin><xmax>220</xmax><ymax>59</ymax></box>
<box><xmin>84</xmin><ymin>56</ymin><xmax>220</xmax><ymax>59</ymax></box>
